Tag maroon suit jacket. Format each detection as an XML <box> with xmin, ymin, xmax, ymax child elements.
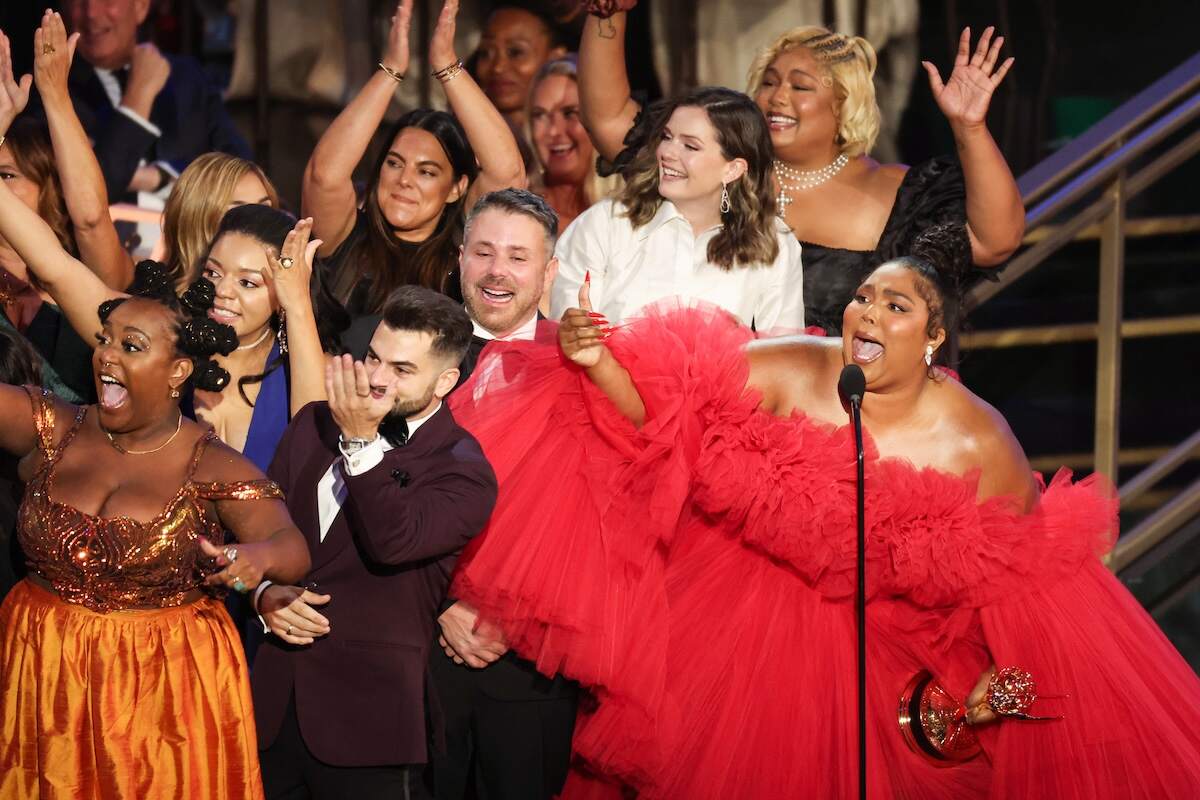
<box><xmin>251</xmin><ymin>401</ymin><xmax>497</xmax><ymax>767</ymax></box>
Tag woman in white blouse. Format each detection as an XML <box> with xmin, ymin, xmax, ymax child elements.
<box><xmin>550</xmin><ymin>86</ymin><xmax>804</xmax><ymax>330</ymax></box>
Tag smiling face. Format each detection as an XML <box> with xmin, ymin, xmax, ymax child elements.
<box><xmin>842</xmin><ymin>261</ymin><xmax>946</xmax><ymax>389</ymax></box>
<box><xmin>460</xmin><ymin>208</ymin><xmax>556</xmax><ymax>338</ymax></box>
<box><xmin>655</xmin><ymin>105</ymin><xmax>746</xmax><ymax>211</ymax></box>
<box><xmin>530</xmin><ymin>73</ymin><xmax>593</xmax><ymax>186</ymax></box>
<box><xmin>201</xmin><ymin>232</ymin><xmax>277</xmax><ymax>341</ymax></box>
<box><xmin>363</xmin><ymin>325</ymin><xmax>457</xmax><ymax>419</ymax></box>
<box><xmin>474</xmin><ymin>8</ymin><xmax>562</xmax><ymax>118</ymax></box>
<box><xmin>94</xmin><ymin>297</ymin><xmax>191</xmax><ymax>430</ymax></box>
<box><xmin>64</xmin><ymin>0</ymin><xmax>150</xmax><ymax>70</ymax></box>
<box><xmin>753</xmin><ymin>46</ymin><xmax>840</xmax><ymax>164</ymax></box>
<box><xmin>374</xmin><ymin>127</ymin><xmax>466</xmax><ymax>241</ymax></box>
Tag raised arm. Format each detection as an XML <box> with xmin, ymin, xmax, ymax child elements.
<box><xmin>260</xmin><ymin>217</ymin><xmax>327</xmax><ymax>415</ymax></box>
<box><xmin>559</xmin><ymin>279</ymin><xmax>645</xmax><ymax>426</ymax></box>
<box><xmin>578</xmin><ymin>8</ymin><xmax>641</xmax><ymax>164</ymax></box>
<box><xmin>33</xmin><ymin>12</ymin><xmax>133</xmax><ymax>290</ymax></box>
<box><xmin>302</xmin><ymin>0</ymin><xmax>413</xmax><ymax>256</ymax></box>
<box><xmin>923</xmin><ymin>26</ymin><xmax>1025</xmax><ymax>266</ymax></box>
<box><xmin>430</xmin><ymin>0</ymin><xmax>524</xmax><ymax>208</ymax></box>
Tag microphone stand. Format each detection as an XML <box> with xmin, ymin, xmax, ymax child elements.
<box><xmin>850</xmin><ymin>393</ymin><xmax>866</xmax><ymax>800</ymax></box>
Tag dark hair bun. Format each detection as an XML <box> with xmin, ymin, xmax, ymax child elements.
<box><xmin>910</xmin><ymin>223</ymin><xmax>971</xmax><ymax>289</ymax></box>
<box><xmin>191</xmin><ymin>359</ymin><xmax>232</xmax><ymax>392</ymax></box>
<box><xmin>180</xmin><ymin>277</ymin><xmax>216</xmax><ymax>316</ymax></box>
<box><xmin>179</xmin><ymin>317</ymin><xmax>238</xmax><ymax>359</ymax></box>
<box><xmin>126</xmin><ymin>260</ymin><xmax>178</xmax><ymax>303</ymax></box>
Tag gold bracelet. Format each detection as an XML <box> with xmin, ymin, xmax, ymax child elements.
<box><xmin>432</xmin><ymin>59</ymin><xmax>464</xmax><ymax>84</ymax></box>
<box><xmin>378</xmin><ymin>62</ymin><xmax>405</xmax><ymax>83</ymax></box>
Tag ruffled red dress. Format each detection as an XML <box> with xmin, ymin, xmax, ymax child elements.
<box><xmin>447</xmin><ymin>306</ymin><xmax>1200</xmax><ymax>799</ymax></box>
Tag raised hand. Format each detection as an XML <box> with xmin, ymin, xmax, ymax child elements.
<box><xmin>326</xmin><ymin>353</ymin><xmax>397</xmax><ymax>442</ymax></box>
<box><xmin>922</xmin><ymin>26</ymin><xmax>1014</xmax><ymax>130</ymax></box>
<box><xmin>0</xmin><ymin>29</ymin><xmax>32</xmax><ymax>135</ymax></box>
<box><xmin>32</xmin><ymin>11</ymin><xmax>79</xmax><ymax>104</ymax></box>
<box><xmin>429</xmin><ymin>0</ymin><xmax>460</xmax><ymax>72</ymax></box>
<box><xmin>261</xmin><ymin>217</ymin><xmax>321</xmax><ymax>316</ymax></box>
<box><xmin>382</xmin><ymin>0</ymin><xmax>414</xmax><ymax>77</ymax></box>
<box><xmin>123</xmin><ymin>43</ymin><xmax>171</xmax><ymax>119</ymax></box>
<box><xmin>558</xmin><ymin>275</ymin><xmax>611</xmax><ymax>368</ymax></box>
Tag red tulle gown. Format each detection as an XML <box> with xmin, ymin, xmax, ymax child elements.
<box><xmin>447</xmin><ymin>305</ymin><xmax>1200</xmax><ymax>799</ymax></box>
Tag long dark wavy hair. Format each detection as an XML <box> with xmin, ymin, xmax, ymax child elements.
<box><xmin>332</xmin><ymin>109</ymin><xmax>479</xmax><ymax>312</ymax></box>
<box><xmin>200</xmin><ymin>204</ymin><xmax>349</xmax><ymax>404</ymax></box>
<box><xmin>617</xmin><ymin>87</ymin><xmax>780</xmax><ymax>270</ymax></box>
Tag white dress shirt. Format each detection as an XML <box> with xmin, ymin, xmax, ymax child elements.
<box><xmin>549</xmin><ymin>198</ymin><xmax>805</xmax><ymax>331</ymax></box>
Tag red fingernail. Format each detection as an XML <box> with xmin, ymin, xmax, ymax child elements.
<box><xmin>587</xmin><ymin>312</ymin><xmax>606</xmax><ymax>319</ymax></box>
<box><xmin>601</xmin><ymin>327</ymin><xmax>618</xmax><ymax>334</ymax></box>
<box><xmin>584</xmin><ymin>270</ymin><xmax>591</xmax><ymax>283</ymax></box>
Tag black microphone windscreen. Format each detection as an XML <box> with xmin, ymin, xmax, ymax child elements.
<box><xmin>838</xmin><ymin>364</ymin><xmax>866</xmax><ymax>404</ymax></box>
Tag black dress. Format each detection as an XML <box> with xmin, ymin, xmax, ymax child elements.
<box><xmin>800</xmin><ymin>156</ymin><xmax>971</xmax><ymax>335</ymax></box>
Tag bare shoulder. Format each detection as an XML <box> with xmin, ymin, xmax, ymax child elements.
<box><xmin>746</xmin><ymin>335</ymin><xmax>841</xmax><ymax>414</ymax></box>
<box><xmin>939</xmin><ymin>379</ymin><xmax>1037</xmax><ymax>509</ymax></box>
<box><xmin>848</xmin><ymin>158</ymin><xmax>908</xmax><ymax>199</ymax></box>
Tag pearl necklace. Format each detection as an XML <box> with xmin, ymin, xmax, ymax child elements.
<box><xmin>103</xmin><ymin>413</ymin><xmax>184</xmax><ymax>455</ymax></box>
<box><xmin>775</xmin><ymin>153</ymin><xmax>850</xmax><ymax>215</ymax></box>
<box><xmin>235</xmin><ymin>327</ymin><xmax>273</xmax><ymax>351</ymax></box>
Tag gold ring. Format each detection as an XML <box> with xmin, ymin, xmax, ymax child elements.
<box><xmin>278</xmin><ymin>256</ymin><xmax>295</xmax><ymax>270</ymax></box>
<box><xmin>223</xmin><ymin>546</ymin><xmax>239</xmax><ymax>563</ymax></box>
<box><xmin>42</xmin><ymin>44</ymin><xmax>55</xmax><ymax>55</ymax></box>
<box><xmin>286</xmin><ymin>624</ymin><xmax>294</xmax><ymax>636</ymax></box>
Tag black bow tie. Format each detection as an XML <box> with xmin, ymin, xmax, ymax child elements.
<box><xmin>379</xmin><ymin>414</ymin><xmax>409</xmax><ymax>447</ymax></box>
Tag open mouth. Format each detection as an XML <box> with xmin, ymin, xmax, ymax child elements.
<box><xmin>547</xmin><ymin>143</ymin><xmax>576</xmax><ymax>159</ymax></box>
<box><xmin>766</xmin><ymin>113</ymin><xmax>798</xmax><ymax>131</ymax></box>
<box><xmin>479</xmin><ymin>286</ymin><xmax>515</xmax><ymax>305</ymax></box>
<box><xmin>851</xmin><ymin>334</ymin><xmax>884</xmax><ymax>364</ymax></box>
<box><xmin>98</xmin><ymin>374</ymin><xmax>130</xmax><ymax>410</ymax></box>
<box><xmin>209</xmin><ymin>306</ymin><xmax>240</xmax><ymax>323</ymax></box>
<box><xmin>660</xmin><ymin>165</ymin><xmax>687</xmax><ymax>181</ymax></box>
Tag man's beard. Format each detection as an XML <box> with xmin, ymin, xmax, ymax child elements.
<box><xmin>464</xmin><ymin>282</ymin><xmax>537</xmax><ymax>334</ymax></box>
<box><xmin>388</xmin><ymin>381</ymin><xmax>438</xmax><ymax>420</ymax></box>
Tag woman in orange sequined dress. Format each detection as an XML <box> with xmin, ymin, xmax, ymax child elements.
<box><xmin>0</xmin><ymin>261</ymin><xmax>311</xmax><ymax>799</ymax></box>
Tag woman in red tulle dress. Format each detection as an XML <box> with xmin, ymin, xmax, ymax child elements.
<box><xmin>446</xmin><ymin>230</ymin><xmax>1200</xmax><ymax>799</ymax></box>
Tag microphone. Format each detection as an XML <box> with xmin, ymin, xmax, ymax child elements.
<box><xmin>839</xmin><ymin>363</ymin><xmax>868</xmax><ymax>800</ymax></box>
<box><xmin>838</xmin><ymin>364</ymin><xmax>866</xmax><ymax>406</ymax></box>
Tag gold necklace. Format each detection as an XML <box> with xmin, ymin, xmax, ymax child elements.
<box><xmin>103</xmin><ymin>413</ymin><xmax>184</xmax><ymax>455</ymax></box>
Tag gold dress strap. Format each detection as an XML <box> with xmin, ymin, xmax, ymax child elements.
<box><xmin>22</xmin><ymin>385</ymin><xmax>86</xmax><ymax>463</ymax></box>
<box><xmin>192</xmin><ymin>479</ymin><xmax>284</xmax><ymax>502</ymax></box>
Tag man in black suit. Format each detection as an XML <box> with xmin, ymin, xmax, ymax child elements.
<box><xmin>251</xmin><ymin>286</ymin><xmax>498</xmax><ymax>799</ymax></box>
<box><xmin>37</xmin><ymin>0</ymin><xmax>250</xmax><ymax>201</ymax></box>
<box><xmin>427</xmin><ymin>188</ymin><xmax>578</xmax><ymax>800</ymax></box>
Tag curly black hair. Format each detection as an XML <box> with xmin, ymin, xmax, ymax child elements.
<box><xmin>896</xmin><ymin>222</ymin><xmax>973</xmax><ymax>338</ymax></box>
<box><xmin>97</xmin><ymin>260</ymin><xmax>238</xmax><ymax>392</ymax></box>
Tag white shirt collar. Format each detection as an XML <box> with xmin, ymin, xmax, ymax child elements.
<box><xmin>405</xmin><ymin>401</ymin><xmax>442</xmax><ymax>441</ymax></box>
<box><xmin>471</xmin><ymin>314</ymin><xmax>538</xmax><ymax>342</ymax></box>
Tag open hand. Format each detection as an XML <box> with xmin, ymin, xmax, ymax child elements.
<box><xmin>429</xmin><ymin>0</ymin><xmax>460</xmax><ymax>72</ymax></box>
<box><xmin>0</xmin><ymin>29</ymin><xmax>32</xmax><ymax>135</ymax></box>
<box><xmin>326</xmin><ymin>353</ymin><xmax>397</xmax><ymax>442</ymax></box>
<box><xmin>261</xmin><ymin>584</ymin><xmax>332</xmax><ymax>646</ymax></box>
<box><xmin>558</xmin><ymin>276</ymin><xmax>611</xmax><ymax>368</ymax></box>
<box><xmin>32</xmin><ymin>11</ymin><xmax>79</xmax><ymax>103</ymax></box>
<box><xmin>261</xmin><ymin>216</ymin><xmax>321</xmax><ymax>315</ymax></box>
<box><xmin>923</xmin><ymin>26</ymin><xmax>1013</xmax><ymax>130</ymax></box>
<box><xmin>438</xmin><ymin>600</ymin><xmax>509</xmax><ymax>668</ymax></box>
<box><xmin>382</xmin><ymin>0</ymin><xmax>414</xmax><ymax>77</ymax></box>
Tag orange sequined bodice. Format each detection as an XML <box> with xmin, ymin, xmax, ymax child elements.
<box><xmin>17</xmin><ymin>388</ymin><xmax>283</xmax><ymax>613</ymax></box>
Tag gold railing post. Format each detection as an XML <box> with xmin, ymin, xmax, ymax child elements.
<box><xmin>1095</xmin><ymin>168</ymin><xmax>1126</xmax><ymax>479</ymax></box>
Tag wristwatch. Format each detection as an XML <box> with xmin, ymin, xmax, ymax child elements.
<box><xmin>338</xmin><ymin>434</ymin><xmax>378</xmax><ymax>455</ymax></box>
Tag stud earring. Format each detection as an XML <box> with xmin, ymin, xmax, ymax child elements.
<box><xmin>720</xmin><ymin>183</ymin><xmax>731</xmax><ymax>214</ymax></box>
<box><xmin>170</xmin><ymin>387</ymin><xmax>181</xmax><ymax>399</ymax></box>
<box><xmin>924</xmin><ymin>344</ymin><xmax>933</xmax><ymax>367</ymax></box>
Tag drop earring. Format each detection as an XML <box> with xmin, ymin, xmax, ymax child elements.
<box><xmin>720</xmin><ymin>183</ymin><xmax>731</xmax><ymax>214</ymax></box>
<box><xmin>924</xmin><ymin>344</ymin><xmax>933</xmax><ymax>367</ymax></box>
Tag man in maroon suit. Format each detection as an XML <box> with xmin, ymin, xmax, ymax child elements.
<box><xmin>250</xmin><ymin>286</ymin><xmax>498</xmax><ymax>799</ymax></box>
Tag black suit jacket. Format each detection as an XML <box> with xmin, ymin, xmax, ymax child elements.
<box><xmin>251</xmin><ymin>401</ymin><xmax>497</xmax><ymax>767</ymax></box>
<box><xmin>28</xmin><ymin>55</ymin><xmax>251</xmax><ymax>201</ymax></box>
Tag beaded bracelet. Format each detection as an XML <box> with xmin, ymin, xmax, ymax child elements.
<box><xmin>432</xmin><ymin>59</ymin><xmax>464</xmax><ymax>84</ymax></box>
<box><xmin>378</xmin><ymin>62</ymin><xmax>405</xmax><ymax>83</ymax></box>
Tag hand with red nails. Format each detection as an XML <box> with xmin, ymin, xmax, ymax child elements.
<box><xmin>558</xmin><ymin>277</ymin><xmax>610</xmax><ymax>368</ymax></box>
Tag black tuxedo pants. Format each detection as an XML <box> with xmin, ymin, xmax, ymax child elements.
<box><xmin>429</xmin><ymin>652</ymin><xmax>577</xmax><ymax>800</ymax></box>
<box><xmin>261</xmin><ymin>695</ymin><xmax>432</xmax><ymax>800</ymax></box>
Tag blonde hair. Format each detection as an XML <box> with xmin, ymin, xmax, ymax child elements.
<box><xmin>526</xmin><ymin>57</ymin><xmax>621</xmax><ymax>208</ymax></box>
<box><xmin>161</xmin><ymin>153</ymin><xmax>279</xmax><ymax>291</ymax></box>
<box><xmin>746</xmin><ymin>26</ymin><xmax>881</xmax><ymax>158</ymax></box>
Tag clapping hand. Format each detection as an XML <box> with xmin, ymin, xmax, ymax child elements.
<box><xmin>558</xmin><ymin>276</ymin><xmax>613</xmax><ymax>368</ymax></box>
<box><xmin>0</xmin><ymin>28</ymin><xmax>31</xmax><ymax>135</ymax></box>
<box><xmin>32</xmin><ymin>11</ymin><xmax>78</xmax><ymax>104</ymax></box>
<box><xmin>429</xmin><ymin>0</ymin><xmax>460</xmax><ymax>72</ymax></box>
<box><xmin>261</xmin><ymin>217</ymin><xmax>321</xmax><ymax>316</ymax></box>
<box><xmin>923</xmin><ymin>26</ymin><xmax>1014</xmax><ymax>130</ymax></box>
<box><xmin>382</xmin><ymin>0</ymin><xmax>414</xmax><ymax>78</ymax></box>
<box><xmin>326</xmin><ymin>353</ymin><xmax>397</xmax><ymax>442</ymax></box>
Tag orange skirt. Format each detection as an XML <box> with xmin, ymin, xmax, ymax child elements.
<box><xmin>0</xmin><ymin>580</ymin><xmax>264</xmax><ymax>800</ymax></box>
